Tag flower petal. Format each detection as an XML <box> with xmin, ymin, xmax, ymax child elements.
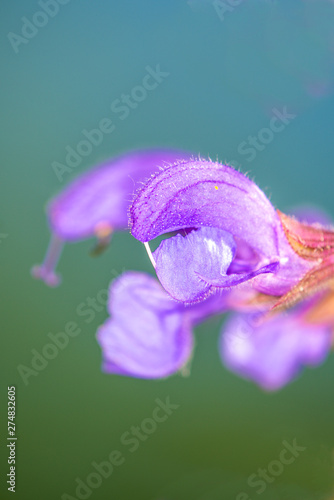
<box><xmin>153</xmin><ymin>226</ymin><xmax>279</xmax><ymax>303</ymax></box>
<box><xmin>154</xmin><ymin>227</ymin><xmax>235</xmax><ymax>302</ymax></box>
<box><xmin>97</xmin><ymin>272</ymin><xmax>194</xmax><ymax>378</ymax></box>
<box><xmin>251</xmin><ymin>228</ymin><xmax>313</xmax><ymax>297</ymax></box>
<box><xmin>97</xmin><ymin>271</ymin><xmax>232</xmax><ymax>378</ymax></box>
<box><xmin>220</xmin><ymin>310</ymin><xmax>332</xmax><ymax>390</ymax></box>
<box><xmin>49</xmin><ymin>149</ymin><xmax>189</xmax><ymax>241</ymax></box>
<box><xmin>130</xmin><ymin>159</ymin><xmax>280</xmax><ymax>259</ymax></box>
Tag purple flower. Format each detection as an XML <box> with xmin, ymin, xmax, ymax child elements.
<box><xmin>32</xmin><ymin>148</ymin><xmax>334</xmax><ymax>390</ymax></box>
<box><xmin>101</xmin><ymin>158</ymin><xmax>331</xmax><ymax>388</ymax></box>
<box><xmin>97</xmin><ymin>271</ymin><xmax>241</xmax><ymax>378</ymax></box>
<box><xmin>97</xmin><ymin>271</ymin><xmax>333</xmax><ymax>388</ymax></box>
<box><xmin>220</xmin><ymin>303</ymin><xmax>332</xmax><ymax>391</ymax></box>
<box><xmin>130</xmin><ymin>158</ymin><xmax>313</xmax><ymax>301</ymax></box>
<box><xmin>31</xmin><ymin>149</ymin><xmax>189</xmax><ymax>286</ymax></box>
<box><xmin>152</xmin><ymin>226</ymin><xmax>278</xmax><ymax>303</ymax></box>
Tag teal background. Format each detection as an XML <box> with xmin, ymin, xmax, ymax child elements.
<box><xmin>1</xmin><ymin>1</ymin><xmax>334</xmax><ymax>499</ymax></box>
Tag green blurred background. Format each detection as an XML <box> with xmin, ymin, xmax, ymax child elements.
<box><xmin>1</xmin><ymin>1</ymin><xmax>334</xmax><ymax>499</ymax></box>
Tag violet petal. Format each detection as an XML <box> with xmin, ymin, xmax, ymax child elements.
<box><xmin>153</xmin><ymin>226</ymin><xmax>279</xmax><ymax>303</ymax></box>
<box><xmin>220</xmin><ymin>310</ymin><xmax>332</xmax><ymax>391</ymax></box>
<box><xmin>32</xmin><ymin>149</ymin><xmax>189</xmax><ymax>286</ymax></box>
<box><xmin>49</xmin><ymin>149</ymin><xmax>189</xmax><ymax>240</ymax></box>
<box><xmin>97</xmin><ymin>271</ymin><xmax>232</xmax><ymax>378</ymax></box>
<box><xmin>97</xmin><ymin>272</ymin><xmax>194</xmax><ymax>378</ymax></box>
<box><xmin>130</xmin><ymin>159</ymin><xmax>280</xmax><ymax>257</ymax></box>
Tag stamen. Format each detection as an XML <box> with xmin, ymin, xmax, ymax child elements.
<box><xmin>90</xmin><ymin>222</ymin><xmax>113</xmax><ymax>257</ymax></box>
<box><xmin>94</xmin><ymin>221</ymin><xmax>113</xmax><ymax>240</ymax></box>
<box><xmin>31</xmin><ymin>234</ymin><xmax>64</xmax><ymax>287</ymax></box>
<box><xmin>90</xmin><ymin>238</ymin><xmax>112</xmax><ymax>256</ymax></box>
<box><xmin>144</xmin><ymin>242</ymin><xmax>156</xmax><ymax>269</ymax></box>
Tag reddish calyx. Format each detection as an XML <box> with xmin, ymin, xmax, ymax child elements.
<box><xmin>271</xmin><ymin>211</ymin><xmax>334</xmax><ymax>322</ymax></box>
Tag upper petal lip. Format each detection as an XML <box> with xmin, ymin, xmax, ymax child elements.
<box><xmin>130</xmin><ymin>159</ymin><xmax>280</xmax><ymax>260</ymax></box>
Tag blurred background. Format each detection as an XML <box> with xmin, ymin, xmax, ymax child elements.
<box><xmin>1</xmin><ymin>1</ymin><xmax>334</xmax><ymax>498</ymax></box>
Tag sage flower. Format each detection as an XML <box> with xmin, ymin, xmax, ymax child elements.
<box><xmin>32</xmin><ymin>151</ymin><xmax>334</xmax><ymax>389</ymax></box>
<box><xmin>130</xmin><ymin>158</ymin><xmax>313</xmax><ymax>301</ymax></box>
